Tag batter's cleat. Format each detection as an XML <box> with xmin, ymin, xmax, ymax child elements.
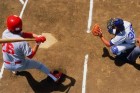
<box><xmin>12</xmin><ymin>71</ymin><xmax>16</xmax><ymax>74</ymax></box>
<box><xmin>12</xmin><ymin>71</ymin><xmax>20</xmax><ymax>75</ymax></box>
<box><xmin>51</xmin><ymin>71</ymin><xmax>62</xmax><ymax>82</ymax></box>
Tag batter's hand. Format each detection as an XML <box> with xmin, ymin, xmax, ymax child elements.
<box><xmin>35</xmin><ymin>35</ymin><xmax>46</xmax><ymax>43</ymax></box>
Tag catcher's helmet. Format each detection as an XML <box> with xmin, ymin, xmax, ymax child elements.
<box><xmin>7</xmin><ymin>15</ymin><xmax>22</xmax><ymax>32</ymax></box>
<box><xmin>107</xmin><ymin>18</ymin><xmax>124</xmax><ymax>34</ymax></box>
<box><xmin>113</xmin><ymin>18</ymin><xmax>124</xmax><ymax>28</ymax></box>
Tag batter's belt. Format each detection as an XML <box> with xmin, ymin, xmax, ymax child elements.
<box><xmin>4</xmin><ymin>61</ymin><xmax>21</xmax><ymax>64</ymax></box>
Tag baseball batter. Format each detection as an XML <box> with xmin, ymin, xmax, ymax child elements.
<box><xmin>96</xmin><ymin>18</ymin><xmax>136</xmax><ymax>55</ymax></box>
<box><xmin>2</xmin><ymin>15</ymin><xmax>62</xmax><ymax>82</ymax></box>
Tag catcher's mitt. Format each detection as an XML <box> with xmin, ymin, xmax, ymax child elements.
<box><xmin>91</xmin><ymin>24</ymin><xmax>102</xmax><ymax>36</ymax></box>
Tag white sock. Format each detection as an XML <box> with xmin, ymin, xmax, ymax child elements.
<box><xmin>48</xmin><ymin>74</ymin><xmax>57</xmax><ymax>81</ymax></box>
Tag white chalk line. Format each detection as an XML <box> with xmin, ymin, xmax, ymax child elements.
<box><xmin>82</xmin><ymin>54</ymin><xmax>89</xmax><ymax>93</ymax></box>
<box><xmin>82</xmin><ymin>0</ymin><xmax>94</xmax><ymax>92</ymax></box>
<box><xmin>20</xmin><ymin>0</ymin><xmax>28</xmax><ymax>18</ymax></box>
<box><xmin>0</xmin><ymin>63</ymin><xmax>5</xmax><ymax>79</ymax></box>
<box><xmin>0</xmin><ymin>0</ymin><xmax>28</xmax><ymax>79</ymax></box>
<box><xmin>19</xmin><ymin>0</ymin><xmax>25</xmax><ymax>5</ymax></box>
<box><xmin>87</xmin><ymin>0</ymin><xmax>94</xmax><ymax>33</ymax></box>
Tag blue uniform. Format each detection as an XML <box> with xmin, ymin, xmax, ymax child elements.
<box><xmin>110</xmin><ymin>21</ymin><xmax>136</xmax><ymax>55</ymax></box>
<box><xmin>127</xmin><ymin>46</ymin><xmax>140</xmax><ymax>62</ymax></box>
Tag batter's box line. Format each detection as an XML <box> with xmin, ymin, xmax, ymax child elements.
<box><xmin>19</xmin><ymin>0</ymin><xmax>28</xmax><ymax>18</ymax></box>
<box><xmin>86</xmin><ymin>0</ymin><xmax>94</xmax><ymax>33</ymax></box>
<box><xmin>19</xmin><ymin>0</ymin><xmax>25</xmax><ymax>5</ymax></box>
<box><xmin>0</xmin><ymin>63</ymin><xmax>5</xmax><ymax>79</ymax></box>
<box><xmin>82</xmin><ymin>54</ymin><xmax>89</xmax><ymax>93</ymax></box>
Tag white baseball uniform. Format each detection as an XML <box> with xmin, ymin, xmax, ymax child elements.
<box><xmin>110</xmin><ymin>21</ymin><xmax>136</xmax><ymax>55</ymax></box>
<box><xmin>2</xmin><ymin>29</ymin><xmax>57</xmax><ymax>81</ymax></box>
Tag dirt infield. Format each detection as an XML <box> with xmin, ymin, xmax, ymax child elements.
<box><xmin>0</xmin><ymin>0</ymin><xmax>140</xmax><ymax>93</ymax></box>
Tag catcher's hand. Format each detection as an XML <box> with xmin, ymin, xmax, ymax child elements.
<box><xmin>91</xmin><ymin>24</ymin><xmax>102</xmax><ymax>36</ymax></box>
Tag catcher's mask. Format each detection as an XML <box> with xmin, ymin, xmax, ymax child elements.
<box><xmin>107</xmin><ymin>18</ymin><xmax>124</xmax><ymax>35</ymax></box>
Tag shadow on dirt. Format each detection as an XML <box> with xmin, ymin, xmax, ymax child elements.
<box><xmin>102</xmin><ymin>47</ymin><xmax>140</xmax><ymax>70</ymax></box>
<box><xmin>16</xmin><ymin>71</ymin><xmax>76</xmax><ymax>93</ymax></box>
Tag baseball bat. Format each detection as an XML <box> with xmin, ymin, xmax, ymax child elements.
<box><xmin>0</xmin><ymin>38</ymin><xmax>35</xmax><ymax>43</ymax></box>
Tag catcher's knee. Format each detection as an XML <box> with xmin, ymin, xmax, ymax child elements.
<box><xmin>110</xmin><ymin>46</ymin><xmax>121</xmax><ymax>55</ymax></box>
<box><xmin>134</xmin><ymin>46</ymin><xmax>140</xmax><ymax>54</ymax></box>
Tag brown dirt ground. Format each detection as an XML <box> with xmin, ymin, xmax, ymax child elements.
<box><xmin>0</xmin><ymin>0</ymin><xmax>140</xmax><ymax>93</ymax></box>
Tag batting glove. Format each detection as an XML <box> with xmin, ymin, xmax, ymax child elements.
<box><xmin>35</xmin><ymin>35</ymin><xmax>46</xmax><ymax>43</ymax></box>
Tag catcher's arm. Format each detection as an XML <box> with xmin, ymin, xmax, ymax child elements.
<box><xmin>100</xmin><ymin>36</ymin><xmax>111</xmax><ymax>47</ymax></box>
<box><xmin>91</xmin><ymin>24</ymin><xmax>111</xmax><ymax>47</ymax></box>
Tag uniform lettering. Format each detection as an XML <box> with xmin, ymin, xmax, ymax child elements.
<box><xmin>2</xmin><ymin>43</ymin><xmax>14</xmax><ymax>55</ymax></box>
<box><xmin>128</xmin><ymin>32</ymin><xmax>134</xmax><ymax>40</ymax></box>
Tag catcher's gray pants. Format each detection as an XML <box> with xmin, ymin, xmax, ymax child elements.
<box><xmin>127</xmin><ymin>46</ymin><xmax>140</xmax><ymax>62</ymax></box>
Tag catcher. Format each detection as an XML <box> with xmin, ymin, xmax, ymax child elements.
<box><xmin>92</xmin><ymin>18</ymin><xmax>136</xmax><ymax>56</ymax></box>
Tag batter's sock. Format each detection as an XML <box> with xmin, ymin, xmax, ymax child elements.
<box><xmin>48</xmin><ymin>73</ymin><xmax>57</xmax><ymax>81</ymax></box>
<box><xmin>37</xmin><ymin>64</ymin><xmax>57</xmax><ymax>81</ymax></box>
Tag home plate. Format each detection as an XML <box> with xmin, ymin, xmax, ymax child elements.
<box><xmin>40</xmin><ymin>33</ymin><xmax>58</xmax><ymax>49</ymax></box>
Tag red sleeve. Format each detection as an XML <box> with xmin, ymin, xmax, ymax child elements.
<box><xmin>27</xmin><ymin>50</ymin><xmax>35</xmax><ymax>59</ymax></box>
<box><xmin>22</xmin><ymin>32</ymin><xmax>33</xmax><ymax>38</ymax></box>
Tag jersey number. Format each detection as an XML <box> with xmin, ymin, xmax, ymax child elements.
<box><xmin>2</xmin><ymin>43</ymin><xmax>15</xmax><ymax>55</ymax></box>
<box><xmin>128</xmin><ymin>25</ymin><xmax>135</xmax><ymax>40</ymax></box>
<box><xmin>128</xmin><ymin>32</ymin><xmax>134</xmax><ymax>40</ymax></box>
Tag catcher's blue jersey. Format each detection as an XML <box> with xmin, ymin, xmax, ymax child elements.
<box><xmin>110</xmin><ymin>21</ymin><xmax>135</xmax><ymax>45</ymax></box>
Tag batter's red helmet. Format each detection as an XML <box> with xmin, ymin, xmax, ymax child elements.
<box><xmin>7</xmin><ymin>15</ymin><xmax>22</xmax><ymax>32</ymax></box>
